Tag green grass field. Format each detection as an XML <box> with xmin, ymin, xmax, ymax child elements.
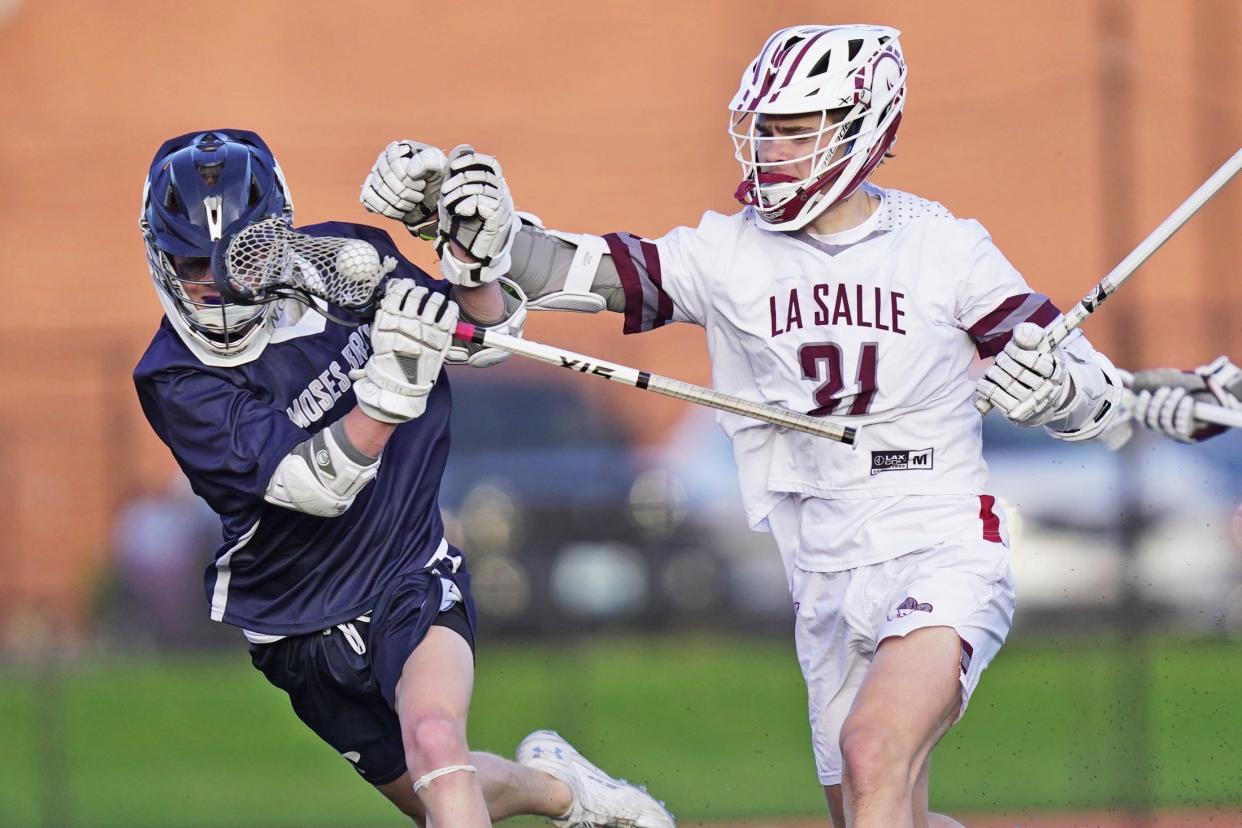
<box><xmin>1</xmin><ymin>633</ymin><xmax>1240</xmax><ymax>827</ymax></box>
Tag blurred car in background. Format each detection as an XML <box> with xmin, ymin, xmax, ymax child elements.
<box><xmin>644</xmin><ymin>407</ymin><xmax>1242</xmax><ymax>634</ymax></box>
<box><xmin>981</xmin><ymin>414</ymin><xmax>1242</xmax><ymax>631</ymax></box>
<box><xmin>442</xmin><ymin>369</ymin><xmax>737</xmax><ymax>637</ymax></box>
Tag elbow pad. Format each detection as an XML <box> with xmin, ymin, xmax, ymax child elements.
<box><xmin>445</xmin><ymin>277</ymin><xmax>527</xmax><ymax>369</ymax></box>
<box><xmin>512</xmin><ymin>212</ymin><xmax>609</xmax><ymax>313</ymax></box>
<box><xmin>527</xmin><ymin>230</ymin><xmax>609</xmax><ymax>313</ymax></box>
<box><xmin>1043</xmin><ymin>335</ymin><xmax>1125</xmax><ymax>442</ymax></box>
<box><xmin>265</xmin><ymin>419</ymin><xmax>381</xmax><ymax>517</ymax></box>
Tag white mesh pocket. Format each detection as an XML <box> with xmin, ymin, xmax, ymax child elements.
<box><xmin>221</xmin><ymin>218</ymin><xmax>396</xmax><ymax>310</ymax></box>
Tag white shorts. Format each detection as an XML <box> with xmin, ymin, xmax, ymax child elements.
<box><xmin>789</xmin><ymin>535</ymin><xmax>1015</xmax><ymax>785</ymax></box>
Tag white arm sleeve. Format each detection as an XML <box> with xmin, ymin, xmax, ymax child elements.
<box><xmin>264</xmin><ymin>418</ymin><xmax>381</xmax><ymax>517</ymax></box>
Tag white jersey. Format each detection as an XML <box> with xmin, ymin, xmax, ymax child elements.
<box><xmin>605</xmin><ymin>184</ymin><xmax>1071</xmax><ymax>571</ymax></box>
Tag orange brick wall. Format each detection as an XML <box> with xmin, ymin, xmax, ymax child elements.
<box><xmin>0</xmin><ymin>0</ymin><xmax>1237</xmax><ymax>632</ymax></box>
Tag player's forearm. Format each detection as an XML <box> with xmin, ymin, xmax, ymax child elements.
<box><xmin>1041</xmin><ymin>334</ymin><xmax>1125</xmax><ymax>442</ymax></box>
<box><xmin>508</xmin><ymin>224</ymin><xmax>626</xmax><ymax>312</ymax></box>
<box><xmin>451</xmin><ymin>280</ymin><xmax>506</xmax><ymax>324</ymax></box>
<box><xmin>341</xmin><ymin>407</ymin><xmax>396</xmax><ymax>458</ymax></box>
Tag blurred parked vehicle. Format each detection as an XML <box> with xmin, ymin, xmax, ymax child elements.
<box><xmin>443</xmin><ymin>369</ymin><xmax>735</xmax><ymax>636</ymax></box>
<box><xmin>982</xmin><ymin>415</ymin><xmax>1242</xmax><ymax>631</ymax></box>
<box><xmin>644</xmin><ymin>407</ymin><xmax>1242</xmax><ymax>634</ymax></box>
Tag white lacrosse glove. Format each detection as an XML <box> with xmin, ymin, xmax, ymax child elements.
<box><xmin>975</xmin><ymin>322</ymin><xmax>1075</xmax><ymax>427</ymax></box>
<box><xmin>1133</xmin><ymin>384</ymin><xmax>1197</xmax><ymax>443</ymax></box>
<box><xmin>1199</xmin><ymin>355</ymin><xmax>1242</xmax><ymax>409</ymax></box>
<box><xmin>435</xmin><ymin>144</ymin><xmax>520</xmax><ymax>287</ymax></box>
<box><xmin>1131</xmin><ymin>356</ymin><xmax>1241</xmax><ymax>442</ymax></box>
<box><xmin>360</xmin><ymin>141</ymin><xmax>449</xmax><ymax>237</ymax></box>
<box><xmin>349</xmin><ymin>279</ymin><xmax>459</xmax><ymax>423</ymax></box>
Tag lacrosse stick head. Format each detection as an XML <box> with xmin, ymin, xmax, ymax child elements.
<box><xmin>212</xmin><ymin>218</ymin><xmax>397</xmax><ymax>321</ymax></box>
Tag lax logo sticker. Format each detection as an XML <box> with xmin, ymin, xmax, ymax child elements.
<box><xmin>870</xmin><ymin>448</ymin><xmax>933</xmax><ymax>475</ymax></box>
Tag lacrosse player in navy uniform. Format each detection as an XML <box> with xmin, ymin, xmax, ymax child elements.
<box><xmin>134</xmin><ymin>129</ymin><xmax>675</xmax><ymax>828</ymax></box>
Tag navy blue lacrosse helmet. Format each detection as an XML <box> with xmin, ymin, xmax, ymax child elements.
<box><xmin>140</xmin><ymin>129</ymin><xmax>294</xmax><ymax>365</ymax></box>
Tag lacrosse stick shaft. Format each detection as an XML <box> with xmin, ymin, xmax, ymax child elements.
<box><xmin>980</xmin><ymin>148</ymin><xmax>1242</xmax><ymax>417</ymax></box>
<box><xmin>1117</xmin><ymin>369</ymin><xmax>1242</xmax><ymax>429</ymax></box>
<box><xmin>455</xmin><ymin>322</ymin><xmax>857</xmax><ymax>445</ymax></box>
<box><xmin>1181</xmin><ymin>403</ymin><xmax>1242</xmax><ymax>429</ymax></box>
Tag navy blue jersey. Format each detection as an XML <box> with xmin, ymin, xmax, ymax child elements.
<box><xmin>135</xmin><ymin>222</ymin><xmax>456</xmax><ymax>635</ymax></box>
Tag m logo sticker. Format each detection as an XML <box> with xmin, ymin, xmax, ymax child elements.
<box><xmin>870</xmin><ymin>448</ymin><xmax>933</xmax><ymax>475</ymax></box>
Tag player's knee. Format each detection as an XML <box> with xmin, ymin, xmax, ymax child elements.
<box><xmin>839</xmin><ymin>721</ymin><xmax>909</xmax><ymax>790</ymax></box>
<box><xmin>403</xmin><ymin>712</ymin><xmax>467</xmax><ymax>767</ymax></box>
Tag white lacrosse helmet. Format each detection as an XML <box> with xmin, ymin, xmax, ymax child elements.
<box><xmin>728</xmin><ymin>24</ymin><xmax>907</xmax><ymax>231</ymax></box>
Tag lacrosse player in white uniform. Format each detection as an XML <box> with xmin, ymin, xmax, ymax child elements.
<box><xmin>1128</xmin><ymin>356</ymin><xmax>1242</xmax><ymax>443</ymax></box>
<box><xmin>364</xmin><ymin>24</ymin><xmax>1124</xmax><ymax>828</ymax></box>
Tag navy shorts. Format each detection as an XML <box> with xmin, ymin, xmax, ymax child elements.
<box><xmin>249</xmin><ymin>570</ymin><xmax>476</xmax><ymax>786</ymax></box>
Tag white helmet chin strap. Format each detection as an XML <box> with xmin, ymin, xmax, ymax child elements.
<box><xmin>154</xmin><ymin>286</ymin><xmax>277</xmax><ymax>367</ymax></box>
<box><xmin>148</xmin><ymin>248</ymin><xmax>277</xmax><ymax>367</ymax></box>
<box><xmin>187</xmin><ymin>299</ymin><xmax>266</xmax><ymax>335</ymax></box>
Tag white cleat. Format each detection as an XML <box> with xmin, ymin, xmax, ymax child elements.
<box><xmin>517</xmin><ymin>730</ymin><xmax>675</xmax><ymax>828</ymax></box>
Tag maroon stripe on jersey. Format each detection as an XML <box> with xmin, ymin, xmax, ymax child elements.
<box><xmin>967</xmin><ymin>294</ymin><xmax>1029</xmax><ymax>338</ymax></box>
<box><xmin>970</xmin><ymin>295</ymin><xmax>1060</xmax><ymax>358</ymax></box>
<box><xmin>1026</xmin><ymin>298</ymin><xmax>1060</xmax><ymax>326</ymax></box>
<box><xmin>639</xmin><ymin>239</ymin><xmax>673</xmax><ymax>328</ymax></box>
<box><xmin>974</xmin><ymin>336</ymin><xmax>1006</xmax><ymax>359</ymax></box>
<box><xmin>605</xmin><ymin>232</ymin><xmax>645</xmax><ymax>335</ymax></box>
<box><xmin>973</xmin><ymin>301</ymin><xmax>1063</xmax><ymax>360</ymax></box>
<box><xmin>978</xmin><ymin>495</ymin><xmax>1003</xmax><ymax>543</ymax></box>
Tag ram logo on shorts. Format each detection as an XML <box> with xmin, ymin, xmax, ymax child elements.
<box><xmin>889</xmin><ymin>596</ymin><xmax>934</xmax><ymax>620</ymax></box>
<box><xmin>870</xmin><ymin>448</ymin><xmax>933</xmax><ymax>475</ymax></box>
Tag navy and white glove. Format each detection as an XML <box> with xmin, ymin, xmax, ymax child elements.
<box><xmin>435</xmin><ymin>144</ymin><xmax>520</xmax><ymax>286</ymax></box>
<box><xmin>1132</xmin><ymin>356</ymin><xmax>1242</xmax><ymax>443</ymax></box>
<box><xmin>350</xmin><ymin>280</ymin><xmax>458</xmax><ymax>423</ymax></box>
<box><xmin>975</xmin><ymin>322</ymin><xmax>1075</xmax><ymax>427</ymax></box>
<box><xmin>360</xmin><ymin>141</ymin><xmax>449</xmax><ymax>236</ymax></box>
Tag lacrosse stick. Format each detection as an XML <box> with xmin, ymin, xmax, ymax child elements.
<box><xmin>1117</xmin><ymin>368</ymin><xmax>1242</xmax><ymax>430</ymax></box>
<box><xmin>977</xmin><ymin>147</ymin><xmax>1242</xmax><ymax>419</ymax></box>
<box><xmin>452</xmin><ymin>320</ymin><xmax>856</xmax><ymax>444</ymax></box>
<box><xmin>212</xmin><ymin>218</ymin><xmax>858</xmax><ymax>445</ymax></box>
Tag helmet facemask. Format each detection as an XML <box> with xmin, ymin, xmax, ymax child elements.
<box><xmin>729</xmin><ymin>107</ymin><xmax>868</xmax><ymax>225</ymax></box>
<box><xmin>142</xmin><ymin>236</ymin><xmax>272</xmax><ymax>353</ymax></box>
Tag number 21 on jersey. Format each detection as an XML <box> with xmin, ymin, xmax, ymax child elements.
<box><xmin>799</xmin><ymin>341</ymin><xmax>879</xmax><ymax>416</ymax></box>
